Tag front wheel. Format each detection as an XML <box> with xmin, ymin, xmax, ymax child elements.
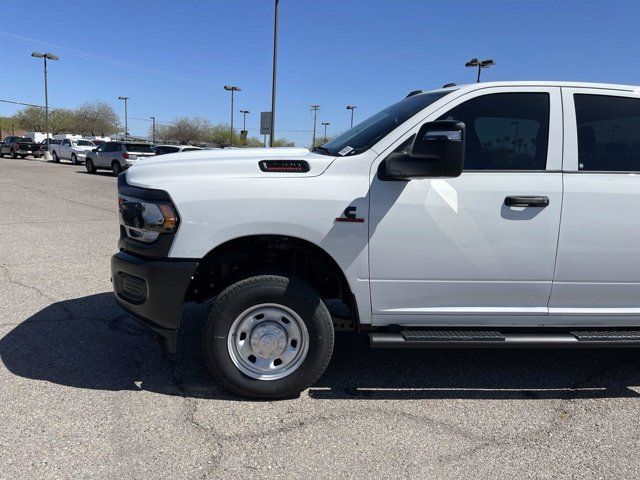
<box><xmin>203</xmin><ymin>275</ymin><xmax>334</xmax><ymax>399</ymax></box>
<box><xmin>52</xmin><ymin>151</ymin><xmax>59</xmax><ymax>163</ymax></box>
<box><xmin>11</xmin><ymin>150</ymin><xmax>17</xmax><ymax>159</ymax></box>
<box><xmin>71</xmin><ymin>154</ymin><xmax>78</xmax><ymax>165</ymax></box>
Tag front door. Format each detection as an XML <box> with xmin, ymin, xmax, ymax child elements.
<box><xmin>369</xmin><ymin>87</ymin><xmax>563</xmax><ymax>325</ymax></box>
<box><xmin>93</xmin><ymin>143</ymin><xmax>106</xmax><ymax>166</ymax></box>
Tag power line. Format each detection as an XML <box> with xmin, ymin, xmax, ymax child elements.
<box><xmin>129</xmin><ymin>116</ymin><xmax>175</xmax><ymax>125</ymax></box>
<box><xmin>0</xmin><ymin>99</ymin><xmax>44</xmax><ymax>108</ymax></box>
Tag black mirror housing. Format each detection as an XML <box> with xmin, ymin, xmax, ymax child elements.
<box><xmin>383</xmin><ymin>120</ymin><xmax>465</xmax><ymax>180</ymax></box>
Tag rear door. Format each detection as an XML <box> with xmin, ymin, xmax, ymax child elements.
<box><xmin>550</xmin><ymin>88</ymin><xmax>640</xmax><ymax>316</ymax></box>
<box><xmin>369</xmin><ymin>86</ymin><xmax>564</xmax><ymax>325</ymax></box>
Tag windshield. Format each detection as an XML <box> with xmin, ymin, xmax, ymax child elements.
<box><xmin>75</xmin><ymin>140</ymin><xmax>95</xmax><ymax>146</ymax></box>
<box><xmin>319</xmin><ymin>91</ymin><xmax>451</xmax><ymax>156</ymax></box>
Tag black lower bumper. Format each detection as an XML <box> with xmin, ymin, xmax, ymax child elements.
<box><xmin>111</xmin><ymin>251</ymin><xmax>198</xmax><ymax>353</ymax></box>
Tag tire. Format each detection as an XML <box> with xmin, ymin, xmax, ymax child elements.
<box><xmin>71</xmin><ymin>153</ymin><xmax>78</xmax><ymax>165</ymax></box>
<box><xmin>203</xmin><ymin>274</ymin><xmax>334</xmax><ymax>399</ymax></box>
<box><xmin>111</xmin><ymin>161</ymin><xmax>122</xmax><ymax>176</ymax></box>
<box><xmin>11</xmin><ymin>149</ymin><xmax>17</xmax><ymax>159</ymax></box>
<box><xmin>0</xmin><ymin>152</ymin><xmax>4</xmax><ymax>158</ymax></box>
<box><xmin>52</xmin><ymin>151</ymin><xmax>59</xmax><ymax>163</ymax></box>
<box><xmin>19</xmin><ymin>155</ymin><xmax>25</xmax><ymax>159</ymax></box>
<box><xmin>85</xmin><ymin>159</ymin><xmax>96</xmax><ymax>174</ymax></box>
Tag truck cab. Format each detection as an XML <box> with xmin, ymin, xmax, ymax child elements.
<box><xmin>111</xmin><ymin>81</ymin><xmax>640</xmax><ymax>398</ymax></box>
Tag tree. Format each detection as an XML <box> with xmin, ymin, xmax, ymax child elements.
<box><xmin>73</xmin><ymin>102</ymin><xmax>118</xmax><ymax>136</ymax></box>
<box><xmin>272</xmin><ymin>138</ymin><xmax>295</xmax><ymax>147</ymax></box>
<box><xmin>170</xmin><ymin>117</ymin><xmax>209</xmax><ymax>144</ymax></box>
<box><xmin>153</xmin><ymin>123</ymin><xmax>174</xmax><ymax>143</ymax></box>
<box><xmin>202</xmin><ymin>123</ymin><xmax>234</xmax><ymax>146</ymax></box>
<box><xmin>0</xmin><ymin>116</ymin><xmax>18</xmax><ymax>138</ymax></box>
<box><xmin>14</xmin><ymin>106</ymin><xmax>46</xmax><ymax>132</ymax></box>
<box><xmin>151</xmin><ymin>117</ymin><xmax>209</xmax><ymax>144</ymax></box>
<box><xmin>49</xmin><ymin>109</ymin><xmax>76</xmax><ymax>134</ymax></box>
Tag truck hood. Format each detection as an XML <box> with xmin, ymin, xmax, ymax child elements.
<box><xmin>126</xmin><ymin>147</ymin><xmax>337</xmax><ymax>188</ymax></box>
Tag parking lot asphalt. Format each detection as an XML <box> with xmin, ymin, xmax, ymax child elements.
<box><xmin>1</xmin><ymin>156</ymin><xmax>640</xmax><ymax>479</ymax></box>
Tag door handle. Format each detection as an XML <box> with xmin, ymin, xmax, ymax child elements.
<box><xmin>504</xmin><ymin>196</ymin><xmax>549</xmax><ymax>207</ymax></box>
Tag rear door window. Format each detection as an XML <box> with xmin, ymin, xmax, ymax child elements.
<box><xmin>574</xmin><ymin>94</ymin><xmax>640</xmax><ymax>172</ymax></box>
<box><xmin>124</xmin><ymin>143</ymin><xmax>154</xmax><ymax>153</ymax></box>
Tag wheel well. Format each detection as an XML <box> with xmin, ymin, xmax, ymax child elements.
<box><xmin>186</xmin><ymin>235</ymin><xmax>357</xmax><ymax>329</ymax></box>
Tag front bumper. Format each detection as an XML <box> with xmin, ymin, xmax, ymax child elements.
<box><xmin>111</xmin><ymin>251</ymin><xmax>198</xmax><ymax>353</ymax></box>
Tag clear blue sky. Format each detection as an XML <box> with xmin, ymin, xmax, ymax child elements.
<box><xmin>1</xmin><ymin>0</ymin><xmax>639</xmax><ymax>146</ymax></box>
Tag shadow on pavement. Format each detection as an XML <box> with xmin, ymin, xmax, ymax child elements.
<box><xmin>2</xmin><ymin>293</ymin><xmax>640</xmax><ymax>401</ymax></box>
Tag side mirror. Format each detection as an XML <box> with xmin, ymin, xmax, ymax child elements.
<box><xmin>382</xmin><ymin>120</ymin><xmax>465</xmax><ymax>180</ymax></box>
<box><xmin>92</xmin><ymin>148</ymin><xmax>98</xmax><ymax>152</ymax></box>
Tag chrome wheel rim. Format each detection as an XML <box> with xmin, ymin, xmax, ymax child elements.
<box><xmin>227</xmin><ymin>303</ymin><xmax>309</xmax><ymax>380</ymax></box>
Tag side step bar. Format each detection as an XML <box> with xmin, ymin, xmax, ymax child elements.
<box><xmin>369</xmin><ymin>330</ymin><xmax>640</xmax><ymax>348</ymax></box>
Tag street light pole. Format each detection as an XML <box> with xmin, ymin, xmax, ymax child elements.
<box><xmin>269</xmin><ymin>0</ymin><xmax>279</xmax><ymax>147</ymax></box>
<box><xmin>31</xmin><ymin>51</ymin><xmax>59</xmax><ymax>160</ymax></box>
<box><xmin>150</xmin><ymin>116</ymin><xmax>156</xmax><ymax>143</ymax></box>
<box><xmin>310</xmin><ymin>104</ymin><xmax>320</xmax><ymax>147</ymax></box>
<box><xmin>240</xmin><ymin>110</ymin><xmax>250</xmax><ymax>132</ymax></box>
<box><xmin>117</xmin><ymin>96</ymin><xmax>129</xmax><ymax>140</ymax></box>
<box><xmin>224</xmin><ymin>85</ymin><xmax>241</xmax><ymax>146</ymax></box>
<box><xmin>346</xmin><ymin>105</ymin><xmax>357</xmax><ymax>128</ymax></box>
<box><xmin>322</xmin><ymin>122</ymin><xmax>330</xmax><ymax>141</ymax></box>
<box><xmin>465</xmin><ymin>58</ymin><xmax>495</xmax><ymax>83</ymax></box>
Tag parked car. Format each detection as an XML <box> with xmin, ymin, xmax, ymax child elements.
<box><xmin>111</xmin><ymin>80</ymin><xmax>640</xmax><ymax>399</ymax></box>
<box><xmin>0</xmin><ymin>136</ymin><xmax>42</xmax><ymax>159</ymax></box>
<box><xmin>50</xmin><ymin>138</ymin><xmax>96</xmax><ymax>164</ymax></box>
<box><xmin>153</xmin><ymin>145</ymin><xmax>204</xmax><ymax>155</ymax></box>
<box><xmin>85</xmin><ymin>141</ymin><xmax>155</xmax><ymax>175</ymax></box>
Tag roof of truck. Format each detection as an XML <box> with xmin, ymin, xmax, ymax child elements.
<box><xmin>425</xmin><ymin>81</ymin><xmax>640</xmax><ymax>95</ymax></box>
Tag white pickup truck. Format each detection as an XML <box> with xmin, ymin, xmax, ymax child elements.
<box><xmin>50</xmin><ymin>138</ymin><xmax>96</xmax><ymax>164</ymax></box>
<box><xmin>111</xmin><ymin>81</ymin><xmax>640</xmax><ymax>398</ymax></box>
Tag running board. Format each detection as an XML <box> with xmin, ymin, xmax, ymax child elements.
<box><xmin>369</xmin><ymin>330</ymin><xmax>640</xmax><ymax>348</ymax></box>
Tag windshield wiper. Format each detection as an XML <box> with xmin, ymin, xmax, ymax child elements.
<box><xmin>312</xmin><ymin>146</ymin><xmax>332</xmax><ymax>156</ymax></box>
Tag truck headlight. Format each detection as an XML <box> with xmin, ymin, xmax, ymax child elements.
<box><xmin>118</xmin><ymin>195</ymin><xmax>178</xmax><ymax>243</ymax></box>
